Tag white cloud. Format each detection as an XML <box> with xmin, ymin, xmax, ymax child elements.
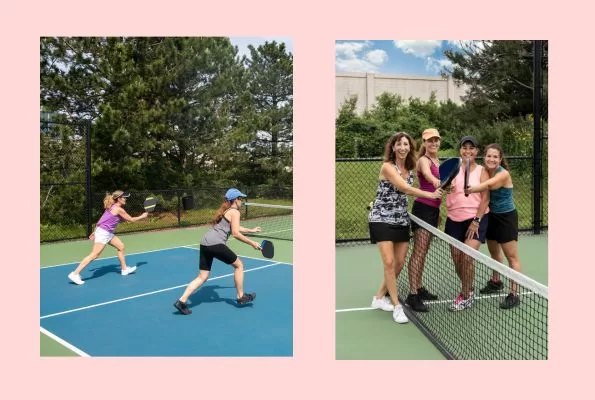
<box><xmin>393</xmin><ymin>40</ymin><xmax>442</xmax><ymax>58</ymax></box>
<box><xmin>366</xmin><ymin>49</ymin><xmax>388</xmax><ymax>65</ymax></box>
<box><xmin>230</xmin><ymin>37</ymin><xmax>293</xmax><ymax>59</ymax></box>
<box><xmin>425</xmin><ymin>57</ymin><xmax>453</xmax><ymax>74</ymax></box>
<box><xmin>335</xmin><ymin>41</ymin><xmax>387</xmax><ymax>72</ymax></box>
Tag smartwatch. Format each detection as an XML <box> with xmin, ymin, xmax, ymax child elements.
<box><xmin>473</xmin><ymin>217</ymin><xmax>481</xmax><ymax>223</ymax></box>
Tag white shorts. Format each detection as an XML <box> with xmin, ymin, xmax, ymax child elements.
<box><xmin>94</xmin><ymin>226</ymin><xmax>115</xmax><ymax>244</ymax></box>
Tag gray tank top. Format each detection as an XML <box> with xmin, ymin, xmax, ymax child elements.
<box><xmin>200</xmin><ymin>209</ymin><xmax>234</xmax><ymax>246</ymax></box>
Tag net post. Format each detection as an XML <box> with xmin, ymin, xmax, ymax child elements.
<box><xmin>532</xmin><ymin>40</ymin><xmax>543</xmax><ymax>235</ymax></box>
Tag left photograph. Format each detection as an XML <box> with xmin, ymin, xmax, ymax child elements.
<box><xmin>40</xmin><ymin>37</ymin><xmax>293</xmax><ymax>356</ymax></box>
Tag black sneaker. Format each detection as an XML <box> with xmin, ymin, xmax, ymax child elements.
<box><xmin>479</xmin><ymin>279</ymin><xmax>504</xmax><ymax>294</ymax></box>
<box><xmin>405</xmin><ymin>293</ymin><xmax>429</xmax><ymax>312</ymax></box>
<box><xmin>174</xmin><ymin>300</ymin><xmax>192</xmax><ymax>315</ymax></box>
<box><xmin>237</xmin><ymin>292</ymin><xmax>256</xmax><ymax>305</ymax></box>
<box><xmin>417</xmin><ymin>286</ymin><xmax>438</xmax><ymax>301</ymax></box>
<box><xmin>500</xmin><ymin>293</ymin><xmax>520</xmax><ymax>309</ymax></box>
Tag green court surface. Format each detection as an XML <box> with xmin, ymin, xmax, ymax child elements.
<box><xmin>40</xmin><ymin>226</ymin><xmax>293</xmax><ymax>356</ymax></box>
<box><xmin>335</xmin><ymin>233</ymin><xmax>547</xmax><ymax>360</ymax></box>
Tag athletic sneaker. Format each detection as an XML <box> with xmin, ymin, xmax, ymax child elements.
<box><xmin>500</xmin><ymin>293</ymin><xmax>520</xmax><ymax>309</ymax></box>
<box><xmin>480</xmin><ymin>279</ymin><xmax>503</xmax><ymax>294</ymax></box>
<box><xmin>392</xmin><ymin>304</ymin><xmax>409</xmax><ymax>324</ymax></box>
<box><xmin>68</xmin><ymin>272</ymin><xmax>84</xmax><ymax>285</ymax></box>
<box><xmin>237</xmin><ymin>292</ymin><xmax>256</xmax><ymax>304</ymax></box>
<box><xmin>405</xmin><ymin>293</ymin><xmax>429</xmax><ymax>312</ymax></box>
<box><xmin>121</xmin><ymin>265</ymin><xmax>137</xmax><ymax>276</ymax></box>
<box><xmin>417</xmin><ymin>286</ymin><xmax>438</xmax><ymax>301</ymax></box>
<box><xmin>449</xmin><ymin>293</ymin><xmax>474</xmax><ymax>311</ymax></box>
<box><xmin>174</xmin><ymin>300</ymin><xmax>192</xmax><ymax>315</ymax></box>
<box><xmin>371</xmin><ymin>296</ymin><xmax>394</xmax><ymax>312</ymax></box>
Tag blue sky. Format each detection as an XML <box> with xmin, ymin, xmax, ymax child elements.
<box><xmin>230</xmin><ymin>37</ymin><xmax>293</xmax><ymax>58</ymax></box>
<box><xmin>336</xmin><ymin>40</ymin><xmax>473</xmax><ymax>75</ymax></box>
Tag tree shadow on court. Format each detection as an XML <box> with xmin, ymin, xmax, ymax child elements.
<box><xmin>84</xmin><ymin>261</ymin><xmax>149</xmax><ymax>281</ymax></box>
<box><xmin>173</xmin><ymin>284</ymin><xmax>254</xmax><ymax>314</ymax></box>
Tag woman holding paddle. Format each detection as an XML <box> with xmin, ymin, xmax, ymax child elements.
<box><xmin>444</xmin><ymin>136</ymin><xmax>490</xmax><ymax>311</ymax></box>
<box><xmin>465</xmin><ymin>143</ymin><xmax>521</xmax><ymax>309</ymax></box>
<box><xmin>174</xmin><ymin>188</ymin><xmax>263</xmax><ymax>315</ymax></box>
<box><xmin>67</xmin><ymin>190</ymin><xmax>148</xmax><ymax>285</ymax></box>
<box><xmin>368</xmin><ymin>132</ymin><xmax>442</xmax><ymax>324</ymax></box>
<box><xmin>405</xmin><ymin>128</ymin><xmax>443</xmax><ymax>313</ymax></box>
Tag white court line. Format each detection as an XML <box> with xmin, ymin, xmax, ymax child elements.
<box><xmin>40</xmin><ymin>262</ymin><xmax>283</xmax><ymax>320</ymax></box>
<box><xmin>42</xmin><ymin>243</ymin><xmax>291</xmax><ymax>269</ymax></box>
<box><xmin>335</xmin><ymin>291</ymin><xmax>540</xmax><ymax>313</ymax></box>
<box><xmin>40</xmin><ymin>327</ymin><xmax>90</xmax><ymax>357</ymax></box>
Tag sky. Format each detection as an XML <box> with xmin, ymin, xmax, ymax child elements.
<box><xmin>336</xmin><ymin>40</ymin><xmax>475</xmax><ymax>76</ymax></box>
<box><xmin>230</xmin><ymin>36</ymin><xmax>293</xmax><ymax>58</ymax></box>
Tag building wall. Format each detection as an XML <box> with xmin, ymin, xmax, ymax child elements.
<box><xmin>336</xmin><ymin>72</ymin><xmax>468</xmax><ymax>115</ymax></box>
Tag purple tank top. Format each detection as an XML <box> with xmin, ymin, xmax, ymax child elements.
<box><xmin>416</xmin><ymin>156</ymin><xmax>441</xmax><ymax>208</ymax></box>
<box><xmin>96</xmin><ymin>205</ymin><xmax>122</xmax><ymax>233</ymax></box>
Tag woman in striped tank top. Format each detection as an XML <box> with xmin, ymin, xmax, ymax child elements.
<box><xmin>466</xmin><ymin>144</ymin><xmax>521</xmax><ymax>309</ymax></box>
<box><xmin>67</xmin><ymin>190</ymin><xmax>149</xmax><ymax>285</ymax></box>
<box><xmin>174</xmin><ymin>188</ymin><xmax>263</xmax><ymax>315</ymax></box>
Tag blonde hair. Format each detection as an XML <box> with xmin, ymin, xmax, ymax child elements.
<box><xmin>103</xmin><ymin>190</ymin><xmax>124</xmax><ymax>210</ymax></box>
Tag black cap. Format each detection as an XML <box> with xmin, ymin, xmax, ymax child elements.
<box><xmin>459</xmin><ymin>135</ymin><xmax>479</xmax><ymax>148</ymax></box>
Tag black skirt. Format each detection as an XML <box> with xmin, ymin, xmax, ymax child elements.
<box><xmin>369</xmin><ymin>222</ymin><xmax>411</xmax><ymax>244</ymax></box>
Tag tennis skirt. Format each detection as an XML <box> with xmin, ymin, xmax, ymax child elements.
<box><xmin>486</xmin><ymin>209</ymin><xmax>518</xmax><ymax>243</ymax></box>
<box><xmin>94</xmin><ymin>226</ymin><xmax>115</xmax><ymax>244</ymax></box>
<box><xmin>411</xmin><ymin>200</ymin><xmax>440</xmax><ymax>231</ymax></box>
<box><xmin>369</xmin><ymin>222</ymin><xmax>411</xmax><ymax>244</ymax></box>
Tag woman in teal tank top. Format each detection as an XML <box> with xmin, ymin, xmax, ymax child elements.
<box><xmin>465</xmin><ymin>144</ymin><xmax>521</xmax><ymax>309</ymax></box>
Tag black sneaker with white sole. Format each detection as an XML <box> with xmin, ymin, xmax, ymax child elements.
<box><xmin>237</xmin><ymin>292</ymin><xmax>256</xmax><ymax>305</ymax></box>
<box><xmin>480</xmin><ymin>279</ymin><xmax>504</xmax><ymax>294</ymax></box>
<box><xmin>500</xmin><ymin>293</ymin><xmax>520</xmax><ymax>309</ymax></box>
<box><xmin>174</xmin><ymin>300</ymin><xmax>192</xmax><ymax>315</ymax></box>
<box><xmin>417</xmin><ymin>286</ymin><xmax>438</xmax><ymax>301</ymax></box>
<box><xmin>405</xmin><ymin>293</ymin><xmax>429</xmax><ymax>312</ymax></box>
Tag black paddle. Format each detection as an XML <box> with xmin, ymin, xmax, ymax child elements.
<box><xmin>143</xmin><ymin>196</ymin><xmax>157</xmax><ymax>212</ymax></box>
<box><xmin>439</xmin><ymin>157</ymin><xmax>462</xmax><ymax>189</ymax></box>
<box><xmin>261</xmin><ymin>240</ymin><xmax>274</xmax><ymax>259</ymax></box>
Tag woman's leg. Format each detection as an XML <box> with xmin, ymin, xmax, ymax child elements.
<box><xmin>231</xmin><ymin>257</ymin><xmax>245</xmax><ymax>299</ymax></box>
<box><xmin>376</xmin><ymin>241</ymin><xmax>398</xmax><ymax>305</ymax></box>
<box><xmin>108</xmin><ymin>236</ymin><xmax>128</xmax><ymax>271</ymax></box>
<box><xmin>408</xmin><ymin>228</ymin><xmax>432</xmax><ymax>293</ymax></box>
<box><xmin>73</xmin><ymin>242</ymin><xmax>106</xmax><ymax>274</ymax></box>
<box><xmin>500</xmin><ymin>240</ymin><xmax>521</xmax><ymax>294</ymax></box>
<box><xmin>179</xmin><ymin>270</ymin><xmax>210</xmax><ymax>303</ymax></box>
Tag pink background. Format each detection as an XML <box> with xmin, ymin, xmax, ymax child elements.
<box><xmin>2</xmin><ymin>0</ymin><xmax>592</xmax><ymax>397</ymax></box>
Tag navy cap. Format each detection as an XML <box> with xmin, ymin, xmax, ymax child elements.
<box><xmin>225</xmin><ymin>188</ymin><xmax>247</xmax><ymax>201</ymax></box>
<box><xmin>459</xmin><ymin>135</ymin><xmax>479</xmax><ymax>148</ymax></box>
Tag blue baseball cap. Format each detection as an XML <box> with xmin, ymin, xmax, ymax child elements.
<box><xmin>225</xmin><ymin>188</ymin><xmax>247</xmax><ymax>201</ymax></box>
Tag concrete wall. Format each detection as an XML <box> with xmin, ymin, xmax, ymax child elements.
<box><xmin>336</xmin><ymin>72</ymin><xmax>468</xmax><ymax>115</ymax></box>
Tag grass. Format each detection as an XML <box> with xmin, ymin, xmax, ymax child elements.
<box><xmin>336</xmin><ymin>159</ymin><xmax>548</xmax><ymax>242</ymax></box>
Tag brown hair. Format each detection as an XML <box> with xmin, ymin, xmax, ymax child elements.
<box><xmin>212</xmin><ymin>201</ymin><xmax>234</xmax><ymax>225</ymax></box>
<box><xmin>383</xmin><ymin>132</ymin><xmax>416</xmax><ymax>171</ymax></box>
<box><xmin>484</xmin><ymin>143</ymin><xmax>509</xmax><ymax>170</ymax></box>
<box><xmin>418</xmin><ymin>128</ymin><xmax>439</xmax><ymax>158</ymax></box>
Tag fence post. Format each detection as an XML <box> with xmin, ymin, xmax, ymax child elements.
<box><xmin>532</xmin><ymin>40</ymin><xmax>543</xmax><ymax>234</ymax></box>
<box><xmin>177</xmin><ymin>189</ymin><xmax>181</xmax><ymax>226</ymax></box>
<box><xmin>85</xmin><ymin>121</ymin><xmax>93</xmax><ymax>237</ymax></box>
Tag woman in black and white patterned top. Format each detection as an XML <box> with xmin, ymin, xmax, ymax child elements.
<box><xmin>368</xmin><ymin>132</ymin><xmax>443</xmax><ymax>324</ymax></box>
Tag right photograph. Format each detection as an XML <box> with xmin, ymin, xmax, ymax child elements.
<box><xmin>335</xmin><ymin>40</ymin><xmax>548</xmax><ymax>360</ymax></box>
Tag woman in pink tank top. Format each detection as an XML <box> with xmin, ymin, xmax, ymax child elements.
<box><xmin>67</xmin><ymin>190</ymin><xmax>149</xmax><ymax>285</ymax></box>
<box><xmin>444</xmin><ymin>136</ymin><xmax>490</xmax><ymax>311</ymax></box>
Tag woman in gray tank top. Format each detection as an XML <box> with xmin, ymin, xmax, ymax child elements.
<box><xmin>174</xmin><ymin>188</ymin><xmax>263</xmax><ymax>315</ymax></box>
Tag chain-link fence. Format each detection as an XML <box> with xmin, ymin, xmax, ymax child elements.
<box><xmin>41</xmin><ymin>186</ymin><xmax>292</xmax><ymax>242</ymax></box>
<box><xmin>336</xmin><ymin>156</ymin><xmax>548</xmax><ymax>244</ymax></box>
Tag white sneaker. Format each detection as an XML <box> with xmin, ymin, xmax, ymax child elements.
<box><xmin>68</xmin><ymin>272</ymin><xmax>84</xmax><ymax>285</ymax></box>
<box><xmin>371</xmin><ymin>296</ymin><xmax>394</xmax><ymax>312</ymax></box>
<box><xmin>121</xmin><ymin>265</ymin><xmax>137</xmax><ymax>276</ymax></box>
<box><xmin>392</xmin><ymin>304</ymin><xmax>409</xmax><ymax>324</ymax></box>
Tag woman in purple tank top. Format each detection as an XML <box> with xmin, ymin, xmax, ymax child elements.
<box><xmin>406</xmin><ymin>128</ymin><xmax>443</xmax><ymax>312</ymax></box>
<box><xmin>67</xmin><ymin>190</ymin><xmax>148</xmax><ymax>285</ymax></box>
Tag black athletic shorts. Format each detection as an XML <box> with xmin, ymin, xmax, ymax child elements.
<box><xmin>199</xmin><ymin>244</ymin><xmax>238</xmax><ymax>271</ymax></box>
<box><xmin>486</xmin><ymin>209</ymin><xmax>518</xmax><ymax>243</ymax></box>
<box><xmin>445</xmin><ymin>216</ymin><xmax>488</xmax><ymax>243</ymax></box>
<box><xmin>410</xmin><ymin>201</ymin><xmax>440</xmax><ymax>231</ymax></box>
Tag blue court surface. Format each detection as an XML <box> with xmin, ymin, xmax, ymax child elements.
<box><xmin>40</xmin><ymin>246</ymin><xmax>293</xmax><ymax>357</ymax></box>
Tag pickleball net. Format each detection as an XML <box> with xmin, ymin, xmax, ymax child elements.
<box><xmin>242</xmin><ymin>202</ymin><xmax>293</xmax><ymax>241</ymax></box>
<box><xmin>397</xmin><ymin>213</ymin><xmax>548</xmax><ymax>360</ymax></box>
